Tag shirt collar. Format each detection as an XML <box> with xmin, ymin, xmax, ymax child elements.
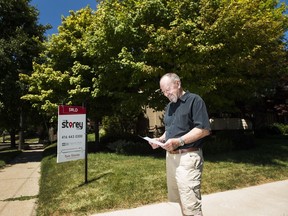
<box><xmin>179</xmin><ymin>90</ymin><xmax>189</xmax><ymax>102</ymax></box>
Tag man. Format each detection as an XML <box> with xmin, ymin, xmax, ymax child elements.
<box><xmin>150</xmin><ymin>73</ymin><xmax>211</xmax><ymax>216</ymax></box>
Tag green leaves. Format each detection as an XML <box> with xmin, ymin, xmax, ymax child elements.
<box><xmin>0</xmin><ymin>0</ymin><xmax>49</xmax><ymax>131</ymax></box>
<box><xmin>22</xmin><ymin>0</ymin><xmax>288</xmax><ymax>121</ymax></box>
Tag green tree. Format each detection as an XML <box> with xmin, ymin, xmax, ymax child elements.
<box><xmin>0</xmin><ymin>0</ymin><xmax>48</xmax><ymax>148</ymax></box>
<box><xmin>87</xmin><ymin>0</ymin><xmax>288</xmax><ymax>115</ymax></box>
<box><xmin>21</xmin><ymin>0</ymin><xmax>288</xmax><ymax>142</ymax></box>
<box><xmin>85</xmin><ymin>0</ymin><xmax>171</xmax><ymax>135</ymax></box>
<box><xmin>142</xmin><ymin>0</ymin><xmax>288</xmax><ymax>114</ymax></box>
<box><xmin>20</xmin><ymin>7</ymin><xmax>106</xmax><ymax>145</ymax></box>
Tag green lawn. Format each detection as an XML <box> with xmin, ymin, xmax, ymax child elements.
<box><xmin>37</xmin><ymin>136</ymin><xmax>288</xmax><ymax>216</ymax></box>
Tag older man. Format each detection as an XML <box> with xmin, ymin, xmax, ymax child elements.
<box><xmin>150</xmin><ymin>73</ymin><xmax>211</xmax><ymax>216</ymax></box>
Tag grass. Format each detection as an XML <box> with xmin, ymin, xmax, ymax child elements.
<box><xmin>202</xmin><ymin>137</ymin><xmax>288</xmax><ymax>193</ymax></box>
<box><xmin>36</xmin><ymin>136</ymin><xmax>288</xmax><ymax>216</ymax></box>
<box><xmin>38</xmin><ymin>144</ymin><xmax>166</xmax><ymax>216</ymax></box>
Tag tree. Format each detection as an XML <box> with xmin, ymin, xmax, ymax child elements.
<box><xmin>87</xmin><ymin>0</ymin><xmax>288</xmax><ymax>115</ymax></box>
<box><xmin>141</xmin><ymin>0</ymin><xmax>288</xmax><ymax>115</ymax></box>
<box><xmin>20</xmin><ymin>7</ymin><xmax>103</xmax><ymax>144</ymax></box>
<box><xmin>21</xmin><ymin>0</ymin><xmax>288</xmax><ymax>142</ymax></box>
<box><xmin>0</xmin><ymin>0</ymin><xmax>49</xmax><ymax>148</ymax></box>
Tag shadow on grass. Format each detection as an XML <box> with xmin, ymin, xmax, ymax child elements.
<box><xmin>77</xmin><ymin>171</ymin><xmax>114</xmax><ymax>187</ymax></box>
<box><xmin>204</xmin><ymin>137</ymin><xmax>288</xmax><ymax>167</ymax></box>
<box><xmin>43</xmin><ymin>136</ymin><xmax>288</xmax><ymax>168</ymax></box>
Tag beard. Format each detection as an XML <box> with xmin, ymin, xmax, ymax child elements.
<box><xmin>168</xmin><ymin>94</ymin><xmax>178</xmax><ymax>103</ymax></box>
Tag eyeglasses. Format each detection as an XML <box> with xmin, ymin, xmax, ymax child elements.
<box><xmin>161</xmin><ymin>86</ymin><xmax>172</xmax><ymax>95</ymax></box>
<box><xmin>160</xmin><ymin>80</ymin><xmax>181</xmax><ymax>96</ymax></box>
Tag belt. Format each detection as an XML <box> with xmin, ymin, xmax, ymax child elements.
<box><xmin>169</xmin><ymin>147</ymin><xmax>199</xmax><ymax>154</ymax></box>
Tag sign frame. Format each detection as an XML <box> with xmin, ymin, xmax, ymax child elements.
<box><xmin>57</xmin><ymin>105</ymin><xmax>86</xmax><ymax>163</ymax></box>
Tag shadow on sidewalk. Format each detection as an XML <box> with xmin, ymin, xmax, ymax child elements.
<box><xmin>11</xmin><ymin>145</ymin><xmax>44</xmax><ymax>164</ymax></box>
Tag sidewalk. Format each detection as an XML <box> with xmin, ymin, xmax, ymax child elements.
<box><xmin>0</xmin><ymin>146</ymin><xmax>43</xmax><ymax>216</ymax></box>
<box><xmin>92</xmin><ymin>179</ymin><xmax>288</xmax><ymax>216</ymax></box>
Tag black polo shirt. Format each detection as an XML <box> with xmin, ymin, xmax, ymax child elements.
<box><xmin>164</xmin><ymin>91</ymin><xmax>210</xmax><ymax>149</ymax></box>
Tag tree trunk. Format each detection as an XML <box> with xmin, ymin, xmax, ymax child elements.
<box><xmin>18</xmin><ymin>107</ymin><xmax>25</xmax><ymax>150</ymax></box>
<box><xmin>10</xmin><ymin>129</ymin><xmax>16</xmax><ymax>149</ymax></box>
<box><xmin>94</xmin><ymin>117</ymin><xmax>100</xmax><ymax>151</ymax></box>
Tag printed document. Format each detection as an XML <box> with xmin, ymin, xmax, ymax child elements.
<box><xmin>139</xmin><ymin>136</ymin><xmax>165</xmax><ymax>146</ymax></box>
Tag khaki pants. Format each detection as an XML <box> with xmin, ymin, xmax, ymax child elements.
<box><xmin>166</xmin><ymin>149</ymin><xmax>203</xmax><ymax>216</ymax></box>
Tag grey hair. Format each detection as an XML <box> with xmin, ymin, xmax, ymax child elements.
<box><xmin>160</xmin><ymin>73</ymin><xmax>181</xmax><ymax>82</ymax></box>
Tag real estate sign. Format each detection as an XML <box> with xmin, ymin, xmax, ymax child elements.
<box><xmin>57</xmin><ymin>105</ymin><xmax>86</xmax><ymax>163</ymax></box>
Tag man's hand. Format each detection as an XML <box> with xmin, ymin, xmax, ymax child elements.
<box><xmin>162</xmin><ymin>138</ymin><xmax>180</xmax><ymax>151</ymax></box>
<box><xmin>149</xmin><ymin>138</ymin><xmax>163</xmax><ymax>149</ymax></box>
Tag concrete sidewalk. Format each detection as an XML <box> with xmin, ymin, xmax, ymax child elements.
<box><xmin>92</xmin><ymin>180</ymin><xmax>288</xmax><ymax>216</ymax></box>
<box><xmin>0</xmin><ymin>147</ymin><xmax>43</xmax><ymax>216</ymax></box>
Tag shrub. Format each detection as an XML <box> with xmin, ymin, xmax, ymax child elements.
<box><xmin>272</xmin><ymin>123</ymin><xmax>288</xmax><ymax>135</ymax></box>
<box><xmin>203</xmin><ymin>135</ymin><xmax>234</xmax><ymax>154</ymax></box>
<box><xmin>255</xmin><ymin>123</ymin><xmax>288</xmax><ymax>136</ymax></box>
<box><xmin>203</xmin><ymin>130</ymin><xmax>255</xmax><ymax>155</ymax></box>
<box><xmin>100</xmin><ymin>133</ymin><xmax>164</xmax><ymax>155</ymax></box>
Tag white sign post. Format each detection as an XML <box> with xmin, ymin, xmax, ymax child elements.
<box><xmin>57</xmin><ymin>105</ymin><xmax>86</xmax><ymax>163</ymax></box>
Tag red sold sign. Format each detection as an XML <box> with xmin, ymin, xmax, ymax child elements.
<box><xmin>57</xmin><ymin>105</ymin><xmax>86</xmax><ymax>163</ymax></box>
<box><xmin>58</xmin><ymin>105</ymin><xmax>86</xmax><ymax>115</ymax></box>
